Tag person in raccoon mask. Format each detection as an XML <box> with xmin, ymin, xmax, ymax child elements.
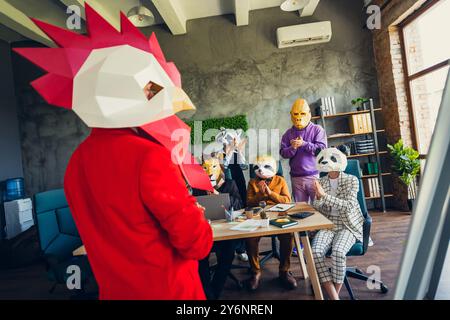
<box><xmin>193</xmin><ymin>155</ymin><xmax>243</xmax><ymax>299</ymax></box>
<box><xmin>245</xmin><ymin>155</ymin><xmax>297</xmax><ymax>291</ymax></box>
<box><xmin>311</xmin><ymin>147</ymin><xmax>364</xmax><ymax>300</ymax></box>
<box><xmin>280</xmin><ymin>98</ymin><xmax>327</xmax><ymax>203</ymax></box>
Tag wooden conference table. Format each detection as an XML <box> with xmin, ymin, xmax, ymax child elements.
<box><xmin>73</xmin><ymin>202</ymin><xmax>334</xmax><ymax>300</ymax></box>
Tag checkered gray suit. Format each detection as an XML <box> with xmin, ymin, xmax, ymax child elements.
<box><xmin>311</xmin><ymin>172</ymin><xmax>365</xmax><ymax>284</ymax></box>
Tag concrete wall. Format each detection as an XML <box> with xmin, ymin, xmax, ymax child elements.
<box><xmin>13</xmin><ymin>0</ymin><xmax>379</xmax><ymax>196</ymax></box>
<box><xmin>0</xmin><ymin>40</ymin><xmax>23</xmax><ymax>182</ymax></box>
<box><xmin>12</xmin><ymin>46</ymin><xmax>89</xmax><ymax>196</ymax></box>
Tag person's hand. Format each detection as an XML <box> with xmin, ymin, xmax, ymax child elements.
<box><xmin>314</xmin><ymin>180</ymin><xmax>326</xmax><ymax>200</ymax></box>
<box><xmin>207</xmin><ymin>189</ymin><xmax>220</xmax><ymax>195</ymax></box>
<box><xmin>237</xmin><ymin>138</ymin><xmax>247</xmax><ymax>152</ymax></box>
<box><xmin>264</xmin><ymin>184</ymin><xmax>272</xmax><ymax>196</ymax></box>
<box><xmin>224</xmin><ymin>142</ymin><xmax>233</xmax><ymax>156</ymax></box>
<box><xmin>257</xmin><ymin>180</ymin><xmax>268</xmax><ymax>195</ymax></box>
<box><xmin>290</xmin><ymin>137</ymin><xmax>303</xmax><ymax>149</ymax></box>
<box><xmin>196</xmin><ymin>202</ymin><xmax>206</xmax><ymax>211</ymax></box>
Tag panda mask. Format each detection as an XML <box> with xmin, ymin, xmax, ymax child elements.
<box><xmin>316</xmin><ymin>148</ymin><xmax>348</xmax><ymax>173</ymax></box>
<box><xmin>254</xmin><ymin>156</ymin><xmax>277</xmax><ymax>180</ymax></box>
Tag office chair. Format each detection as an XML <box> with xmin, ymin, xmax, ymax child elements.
<box><xmin>34</xmin><ymin>189</ymin><xmax>96</xmax><ymax>298</ymax></box>
<box><xmin>322</xmin><ymin>160</ymin><xmax>388</xmax><ymax>299</ymax></box>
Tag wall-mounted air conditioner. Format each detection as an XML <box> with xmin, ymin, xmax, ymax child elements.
<box><xmin>276</xmin><ymin>21</ymin><xmax>332</xmax><ymax>49</ymax></box>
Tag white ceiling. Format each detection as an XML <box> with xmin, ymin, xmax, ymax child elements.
<box><xmin>169</xmin><ymin>0</ymin><xmax>320</xmax><ymax>23</ymax></box>
<box><xmin>0</xmin><ymin>0</ymin><xmax>321</xmax><ymax>45</ymax></box>
<box><xmin>176</xmin><ymin>0</ymin><xmax>284</xmax><ymax>20</ymax></box>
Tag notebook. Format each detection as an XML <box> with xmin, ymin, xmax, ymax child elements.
<box><xmin>267</xmin><ymin>203</ymin><xmax>295</xmax><ymax>212</ymax></box>
<box><xmin>269</xmin><ymin>218</ymin><xmax>299</xmax><ymax>229</ymax></box>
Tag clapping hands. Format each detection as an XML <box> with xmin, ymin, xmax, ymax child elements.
<box><xmin>313</xmin><ymin>180</ymin><xmax>326</xmax><ymax>200</ymax></box>
<box><xmin>290</xmin><ymin>137</ymin><xmax>304</xmax><ymax>149</ymax></box>
<box><xmin>257</xmin><ymin>180</ymin><xmax>272</xmax><ymax>196</ymax></box>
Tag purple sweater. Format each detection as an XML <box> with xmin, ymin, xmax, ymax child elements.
<box><xmin>280</xmin><ymin>123</ymin><xmax>327</xmax><ymax>177</ymax></box>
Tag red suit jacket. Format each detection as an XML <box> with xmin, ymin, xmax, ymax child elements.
<box><xmin>64</xmin><ymin>128</ymin><xmax>213</xmax><ymax>300</ymax></box>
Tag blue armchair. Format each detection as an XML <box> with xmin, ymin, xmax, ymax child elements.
<box><xmin>34</xmin><ymin>189</ymin><xmax>95</xmax><ymax>296</ymax></box>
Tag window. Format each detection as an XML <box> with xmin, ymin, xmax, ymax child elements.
<box><xmin>400</xmin><ymin>0</ymin><xmax>450</xmax><ymax>155</ymax></box>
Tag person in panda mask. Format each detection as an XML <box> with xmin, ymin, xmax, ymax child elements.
<box><xmin>311</xmin><ymin>147</ymin><xmax>364</xmax><ymax>300</ymax></box>
<box><xmin>245</xmin><ymin>155</ymin><xmax>297</xmax><ymax>291</ymax></box>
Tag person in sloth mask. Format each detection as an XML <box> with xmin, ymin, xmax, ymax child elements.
<box><xmin>244</xmin><ymin>155</ymin><xmax>297</xmax><ymax>291</ymax></box>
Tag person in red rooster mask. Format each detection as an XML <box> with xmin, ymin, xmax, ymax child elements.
<box><xmin>14</xmin><ymin>3</ymin><xmax>214</xmax><ymax>300</ymax></box>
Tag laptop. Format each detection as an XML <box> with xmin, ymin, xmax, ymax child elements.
<box><xmin>195</xmin><ymin>193</ymin><xmax>231</xmax><ymax>221</ymax></box>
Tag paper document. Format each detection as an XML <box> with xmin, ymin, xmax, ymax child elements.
<box><xmin>230</xmin><ymin>219</ymin><xmax>269</xmax><ymax>232</ymax></box>
<box><xmin>267</xmin><ymin>204</ymin><xmax>295</xmax><ymax>212</ymax></box>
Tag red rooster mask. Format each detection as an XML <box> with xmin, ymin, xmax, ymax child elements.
<box><xmin>13</xmin><ymin>3</ymin><xmax>213</xmax><ymax>192</ymax></box>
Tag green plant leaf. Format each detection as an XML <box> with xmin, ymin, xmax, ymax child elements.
<box><xmin>184</xmin><ymin>114</ymin><xmax>249</xmax><ymax>143</ymax></box>
<box><xmin>388</xmin><ymin>139</ymin><xmax>421</xmax><ymax>186</ymax></box>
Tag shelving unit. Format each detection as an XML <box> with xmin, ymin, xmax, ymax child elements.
<box><xmin>328</xmin><ymin>130</ymin><xmax>385</xmax><ymax>140</ymax></box>
<box><xmin>362</xmin><ymin>173</ymin><xmax>391</xmax><ymax>179</ymax></box>
<box><xmin>311</xmin><ymin>108</ymin><xmax>383</xmax><ymax>120</ymax></box>
<box><xmin>366</xmin><ymin>194</ymin><xmax>394</xmax><ymax>200</ymax></box>
<box><xmin>312</xmin><ymin>99</ymin><xmax>390</xmax><ymax>212</ymax></box>
<box><xmin>347</xmin><ymin>151</ymin><xmax>388</xmax><ymax>159</ymax></box>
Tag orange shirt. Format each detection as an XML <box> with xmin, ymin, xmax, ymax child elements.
<box><xmin>246</xmin><ymin>175</ymin><xmax>292</xmax><ymax>207</ymax></box>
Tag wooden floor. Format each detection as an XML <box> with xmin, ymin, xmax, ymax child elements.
<box><xmin>0</xmin><ymin>211</ymin><xmax>411</xmax><ymax>300</ymax></box>
<box><xmin>221</xmin><ymin>211</ymin><xmax>412</xmax><ymax>300</ymax></box>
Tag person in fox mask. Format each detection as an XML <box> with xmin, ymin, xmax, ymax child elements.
<box><xmin>14</xmin><ymin>4</ymin><xmax>214</xmax><ymax>300</ymax></box>
<box><xmin>194</xmin><ymin>155</ymin><xmax>243</xmax><ymax>300</ymax></box>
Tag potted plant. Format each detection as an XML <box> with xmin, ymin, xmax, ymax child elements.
<box><xmin>351</xmin><ymin>97</ymin><xmax>370</xmax><ymax>111</ymax></box>
<box><xmin>387</xmin><ymin>139</ymin><xmax>421</xmax><ymax>211</ymax></box>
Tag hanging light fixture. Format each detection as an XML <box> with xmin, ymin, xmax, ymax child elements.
<box><xmin>280</xmin><ymin>0</ymin><xmax>311</xmax><ymax>12</ymax></box>
<box><xmin>127</xmin><ymin>1</ymin><xmax>155</xmax><ymax>27</ymax></box>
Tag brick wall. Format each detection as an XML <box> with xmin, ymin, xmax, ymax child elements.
<box><xmin>371</xmin><ymin>0</ymin><xmax>426</xmax><ymax>210</ymax></box>
<box><xmin>405</xmin><ymin>22</ymin><xmax>431</xmax><ymax>154</ymax></box>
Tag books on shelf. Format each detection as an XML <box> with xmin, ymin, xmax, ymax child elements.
<box><xmin>355</xmin><ymin>139</ymin><xmax>375</xmax><ymax>154</ymax></box>
<box><xmin>364</xmin><ymin>162</ymin><xmax>379</xmax><ymax>175</ymax></box>
<box><xmin>349</xmin><ymin>113</ymin><xmax>373</xmax><ymax>134</ymax></box>
<box><xmin>363</xmin><ymin>177</ymin><xmax>380</xmax><ymax>198</ymax></box>
<box><xmin>319</xmin><ymin>97</ymin><xmax>336</xmax><ymax>116</ymax></box>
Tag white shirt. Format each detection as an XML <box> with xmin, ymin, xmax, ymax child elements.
<box><xmin>329</xmin><ymin>178</ymin><xmax>339</xmax><ymax>216</ymax></box>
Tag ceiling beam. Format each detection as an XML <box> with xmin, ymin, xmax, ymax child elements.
<box><xmin>59</xmin><ymin>0</ymin><xmax>86</xmax><ymax>19</ymax></box>
<box><xmin>60</xmin><ymin>0</ymin><xmax>122</xmax><ymax>30</ymax></box>
<box><xmin>300</xmin><ymin>0</ymin><xmax>320</xmax><ymax>17</ymax></box>
<box><xmin>0</xmin><ymin>23</ymin><xmax>26</xmax><ymax>43</ymax></box>
<box><xmin>151</xmin><ymin>0</ymin><xmax>186</xmax><ymax>35</ymax></box>
<box><xmin>233</xmin><ymin>0</ymin><xmax>250</xmax><ymax>26</ymax></box>
<box><xmin>0</xmin><ymin>0</ymin><xmax>55</xmax><ymax>46</ymax></box>
<box><xmin>82</xmin><ymin>0</ymin><xmax>121</xmax><ymax>30</ymax></box>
